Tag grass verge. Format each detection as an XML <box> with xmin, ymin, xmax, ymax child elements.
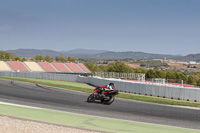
<box><xmin>1</xmin><ymin>104</ymin><xmax>199</xmax><ymax>133</ymax></box>
<box><xmin>0</xmin><ymin>76</ymin><xmax>200</xmax><ymax>108</ymax></box>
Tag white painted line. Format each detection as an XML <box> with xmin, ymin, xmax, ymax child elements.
<box><xmin>0</xmin><ymin>101</ymin><xmax>43</xmax><ymax>110</ymax></box>
<box><xmin>0</xmin><ymin>101</ymin><xmax>200</xmax><ymax>131</ymax></box>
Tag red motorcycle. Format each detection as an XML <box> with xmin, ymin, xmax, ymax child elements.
<box><xmin>87</xmin><ymin>86</ymin><xmax>119</xmax><ymax>105</ymax></box>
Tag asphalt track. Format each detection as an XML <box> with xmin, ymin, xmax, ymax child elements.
<box><xmin>0</xmin><ymin>79</ymin><xmax>200</xmax><ymax>130</ymax></box>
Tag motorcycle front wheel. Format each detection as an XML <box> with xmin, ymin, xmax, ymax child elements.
<box><xmin>87</xmin><ymin>94</ymin><xmax>95</xmax><ymax>102</ymax></box>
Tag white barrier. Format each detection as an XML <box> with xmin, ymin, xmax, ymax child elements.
<box><xmin>85</xmin><ymin>76</ymin><xmax>200</xmax><ymax>102</ymax></box>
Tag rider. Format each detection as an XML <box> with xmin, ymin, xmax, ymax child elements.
<box><xmin>105</xmin><ymin>83</ymin><xmax>115</xmax><ymax>91</ymax></box>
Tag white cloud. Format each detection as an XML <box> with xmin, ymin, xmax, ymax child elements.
<box><xmin>0</xmin><ymin>24</ymin><xmax>12</xmax><ymax>31</ymax></box>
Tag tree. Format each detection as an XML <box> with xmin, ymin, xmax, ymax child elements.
<box><xmin>93</xmin><ymin>65</ymin><xmax>101</xmax><ymax>72</ymax></box>
<box><xmin>21</xmin><ymin>57</ymin><xmax>27</xmax><ymax>62</ymax></box>
<box><xmin>140</xmin><ymin>60</ymin><xmax>168</xmax><ymax>67</ymax></box>
<box><xmin>68</xmin><ymin>57</ymin><xmax>76</xmax><ymax>62</ymax></box>
<box><xmin>196</xmin><ymin>72</ymin><xmax>200</xmax><ymax>75</ymax></box>
<box><xmin>14</xmin><ymin>56</ymin><xmax>21</xmax><ymax>61</ymax></box>
<box><xmin>156</xmin><ymin>70</ymin><xmax>166</xmax><ymax>78</ymax></box>
<box><xmin>71</xmin><ymin>57</ymin><xmax>76</xmax><ymax>62</ymax></box>
<box><xmin>44</xmin><ymin>56</ymin><xmax>51</xmax><ymax>62</ymax></box>
<box><xmin>187</xmin><ymin>75</ymin><xmax>197</xmax><ymax>86</ymax></box>
<box><xmin>134</xmin><ymin>68</ymin><xmax>146</xmax><ymax>73</ymax></box>
<box><xmin>5</xmin><ymin>52</ymin><xmax>13</xmax><ymax>60</ymax></box>
<box><xmin>84</xmin><ymin>62</ymin><xmax>101</xmax><ymax>72</ymax></box>
<box><xmin>166</xmin><ymin>71</ymin><xmax>176</xmax><ymax>79</ymax></box>
<box><xmin>197</xmin><ymin>79</ymin><xmax>200</xmax><ymax>86</ymax></box>
<box><xmin>177</xmin><ymin>72</ymin><xmax>187</xmax><ymax>83</ymax></box>
<box><xmin>0</xmin><ymin>50</ymin><xmax>13</xmax><ymax>60</ymax></box>
<box><xmin>68</xmin><ymin>57</ymin><xmax>72</xmax><ymax>62</ymax></box>
<box><xmin>30</xmin><ymin>58</ymin><xmax>35</xmax><ymax>61</ymax></box>
<box><xmin>100</xmin><ymin>65</ymin><xmax>108</xmax><ymax>72</ymax></box>
<box><xmin>107</xmin><ymin>65</ymin><xmax>116</xmax><ymax>72</ymax></box>
<box><xmin>55</xmin><ymin>56</ymin><xmax>59</xmax><ymax>61</ymax></box>
<box><xmin>166</xmin><ymin>71</ymin><xmax>177</xmax><ymax>83</ymax></box>
<box><xmin>112</xmin><ymin>62</ymin><xmax>134</xmax><ymax>73</ymax></box>
<box><xmin>175</xmin><ymin>72</ymin><xmax>181</xmax><ymax>80</ymax></box>
<box><xmin>59</xmin><ymin>56</ymin><xmax>67</xmax><ymax>62</ymax></box>
<box><xmin>54</xmin><ymin>56</ymin><xmax>68</xmax><ymax>62</ymax></box>
<box><xmin>35</xmin><ymin>55</ymin><xmax>44</xmax><ymax>61</ymax></box>
<box><xmin>146</xmin><ymin>69</ymin><xmax>158</xmax><ymax>79</ymax></box>
<box><xmin>0</xmin><ymin>51</ymin><xmax>6</xmax><ymax>59</ymax></box>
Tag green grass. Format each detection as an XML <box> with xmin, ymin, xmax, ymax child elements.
<box><xmin>0</xmin><ymin>76</ymin><xmax>200</xmax><ymax>108</ymax></box>
<box><xmin>1</xmin><ymin>104</ymin><xmax>199</xmax><ymax>133</ymax></box>
<box><xmin>0</xmin><ymin>76</ymin><xmax>94</xmax><ymax>93</ymax></box>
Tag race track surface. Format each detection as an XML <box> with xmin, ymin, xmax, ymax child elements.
<box><xmin>0</xmin><ymin>79</ymin><xmax>199</xmax><ymax>130</ymax></box>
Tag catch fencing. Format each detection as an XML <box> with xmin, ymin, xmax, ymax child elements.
<box><xmin>0</xmin><ymin>71</ymin><xmax>199</xmax><ymax>102</ymax></box>
<box><xmin>92</xmin><ymin>72</ymin><xmax>145</xmax><ymax>81</ymax></box>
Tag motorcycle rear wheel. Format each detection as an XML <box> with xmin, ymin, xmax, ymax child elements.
<box><xmin>103</xmin><ymin>96</ymin><xmax>115</xmax><ymax>105</ymax></box>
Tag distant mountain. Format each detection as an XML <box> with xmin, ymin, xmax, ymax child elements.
<box><xmin>177</xmin><ymin>53</ymin><xmax>200</xmax><ymax>62</ymax></box>
<box><xmin>7</xmin><ymin>49</ymin><xmax>200</xmax><ymax>61</ymax></box>
<box><xmin>93</xmin><ymin>51</ymin><xmax>179</xmax><ymax>60</ymax></box>
<box><xmin>7</xmin><ymin>49</ymin><xmax>108</xmax><ymax>58</ymax></box>
<box><xmin>63</xmin><ymin>49</ymin><xmax>107</xmax><ymax>54</ymax></box>
<box><xmin>7</xmin><ymin>49</ymin><xmax>65</xmax><ymax>58</ymax></box>
<box><xmin>175</xmin><ymin>54</ymin><xmax>183</xmax><ymax>57</ymax></box>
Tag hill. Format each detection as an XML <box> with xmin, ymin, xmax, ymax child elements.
<box><xmin>63</xmin><ymin>49</ymin><xmax>107</xmax><ymax>54</ymax></box>
<box><xmin>94</xmin><ymin>51</ymin><xmax>178</xmax><ymax>60</ymax></box>
<box><xmin>177</xmin><ymin>54</ymin><xmax>200</xmax><ymax>62</ymax></box>
<box><xmin>8</xmin><ymin>49</ymin><xmax>65</xmax><ymax>58</ymax></box>
<box><xmin>7</xmin><ymin>49</ymin><xmax>107</xmax><ymax>58</ymax></box>
<box><xmin>7</xmin><ymin>49</ymin><xmax>200</xmax><ymax>61</ymax></box>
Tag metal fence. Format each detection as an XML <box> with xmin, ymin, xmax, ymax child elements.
<box><xmin>92</xmin><ymin>72</ymin><xmax>145</xmax><ymax>81</ymax></box>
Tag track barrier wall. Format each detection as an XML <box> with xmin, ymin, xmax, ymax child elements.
<box><xmin>0</xmin><ymin>71</ymin><xmax>79</xmax><ymax>82</ymax></box>
<box><xmin>0</xmin><ymin>72</ymin><xmax>199</xmax><ymax>102</ymax></box>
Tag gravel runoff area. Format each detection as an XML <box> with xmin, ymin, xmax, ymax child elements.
<box><xmin>0</xmin><ymin>115</ymin><xmax>103</xmax><ymax>133</ymax></box>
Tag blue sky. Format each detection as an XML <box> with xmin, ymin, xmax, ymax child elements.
<box><xmin>0</xmin><ymin>0</ymin><xmax>200</xmax><ymax>55</ymax></box>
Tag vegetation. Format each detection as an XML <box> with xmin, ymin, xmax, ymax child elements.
<box><xmin>0</xmin><ymin>50</ymin><xmax>76</xmax><ymax>63</ymax></box>
<box><xmin>78</xmin><ymin>57</ymin><xmax>118</xmax><ymax>64</ymax></box>
<box><xmin>107</xmin><ymin>62</ymin><xmax>134</xmax><ymax>73</ymax></box>
<box><xmin>140</xmin><ymin>60</ymin><xmax>169</xmax><ymax>67</ymax></box>
<box><xmin>35</xmin><ymin>55</ymin><xmax>76</xmax><ymax>62</ymax></box>
<box><xmin>84</xmin><ymin>62</ymin><xmax>102</xmax><ymax>72</ymax></box>
<box><xmin>0</xmin><ymin>51</ymin><xmax>14</xmax><ymax>60</ymax></box>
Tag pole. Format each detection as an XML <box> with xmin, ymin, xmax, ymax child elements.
<box><xmin>181</xmin><ymin>80</ymin><xmax>183</xmax><ymax>88</ymax></box>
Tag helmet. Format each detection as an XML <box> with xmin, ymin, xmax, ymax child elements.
<box><xmin>109</xmin><ymin>83</ymin><xmax>114</xmax><ymax>87</ymax></box>
<box><xmin>106</xmin><ymin>85</ymin><xmax>112</xmax><ymax>90</ymax></box>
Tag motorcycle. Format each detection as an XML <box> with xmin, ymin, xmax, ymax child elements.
<box><xmin>87</xmin><ymin>87</ymin><xmax>119</xmax><ymax>105</ymax></box>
